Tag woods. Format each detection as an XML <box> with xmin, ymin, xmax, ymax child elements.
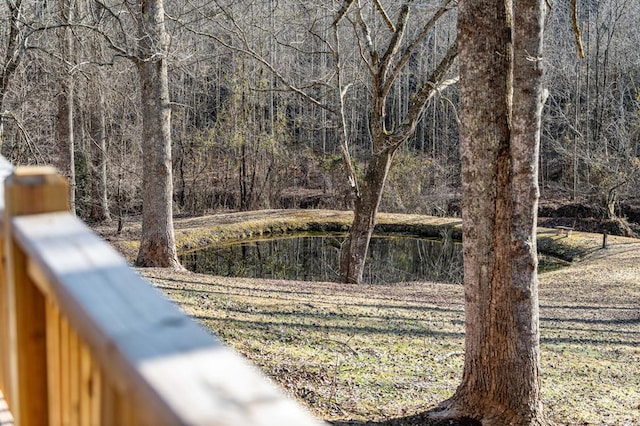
<box><xmin>1</xmin><ymin>0</ymin><xmax>637</xmax><ymax>226</ymax></box>
<box><xmin>0</xmin><ymin>0</ymin><xmax>639</xmax><ymax>422</ymax></box>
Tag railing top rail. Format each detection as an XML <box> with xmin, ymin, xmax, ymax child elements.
<box><xmin>1</xmin><ymin>160</ymin><xmax>323</xmax><ymax>425</ymax></box>
<box><xmin>13</xmin><ymin>211</ymin><xmax>323</xmax><ymax>425</ymax></box>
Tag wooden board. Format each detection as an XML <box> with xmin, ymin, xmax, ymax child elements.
<box><xmin>0</xmin><ymin>156</ymin><xmax>13</xmax><ymax>407</ymax></box>
<box><xmin>4</xmin><ymin>165</ymin><xmax>69</xmax><ymax>425</ymax></box>
<box><xmin>13</xmin><ymin>211</ymin><xmax>324</xmax><ymax>426</ymax></box>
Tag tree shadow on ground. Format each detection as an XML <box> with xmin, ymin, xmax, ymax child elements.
<box><xmin>329</xmin><ymin>410</ymin><xmax>481</xmax><ymax>426</ymax></box>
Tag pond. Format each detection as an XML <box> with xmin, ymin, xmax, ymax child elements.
<box><xmin>179</xmin><ymin>234</ymin><xmax>464</xmax><ymax>285</ymax></box>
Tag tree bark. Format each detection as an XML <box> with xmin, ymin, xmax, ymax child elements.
<box><xmin>436</xmin><ymin>0</ymin><xmax>550</xmax><ymax>424</ymax></box>
<box><xmin>89</xmin><ymin>83</ymin><xmax>111</xmax><ymax>222</ymax></box>
<box><xmin>339</xmin><ymin>147</ymin><xmax>395</xmax><ymax>284</ymax></box>
<box><xmin>57</xmin><ymin>0</ymin><xmax>76</xmax><ymax>214</ymax></box>
<box><xmin>134</xmin><ymin>0</ymin><xmax>181</xmax><ymax>268</ymax></box>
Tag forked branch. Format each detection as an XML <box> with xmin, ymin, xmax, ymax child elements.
<box><xmin>390</xmin><ymin>40</ymin><xmax>458</xmax><ymax>146</ymax></box>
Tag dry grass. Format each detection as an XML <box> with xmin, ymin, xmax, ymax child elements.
<box><xmin>143</xmin><ymin>242</ymin><xmax>639</xmax><ymax>425</ymax></box>
<box><xmin>536</xmin><ymin>244</ymin><xmax>640</xmax><ymax>425</ymax></box>
<box><xmin>103</xmin><ymin>210</ymin><xmax>640</xmax><ymax>425</ymax></box>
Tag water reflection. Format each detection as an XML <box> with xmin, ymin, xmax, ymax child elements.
<box><xmin>180</xmin><ymin>234</ymin><xmax>464</xmax><ymax>285</ymax></box>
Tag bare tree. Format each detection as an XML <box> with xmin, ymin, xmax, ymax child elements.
<box><xmin>335</xmin><ymin>1</ymin><xmax>458</xmax><ymax>284</ymax></box>
<box><xmin>434</xmin><ymin>0</ymin><xmax>551</xmax><ymax>423</ymax></box>
<box><xmin>133</xmin><ymin>0</ymin><xmax>181</xmax><ymax>268</ymax></box>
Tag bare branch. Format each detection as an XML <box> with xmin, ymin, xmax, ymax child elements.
<box><xmin>378</xmin><ymin>5</ymin><xmax>409</xmax><ymax>91</ymax></box>
<box><xmin>332</xmin><ymin>0</ymin><xmax>356</xmax><ymax>27</ymax></box>
<box><xmin>1</xmin><ymin>111</ymin><xmax>46</xmax><ymax>164</ymax></box>
<box><xmin>382</xmin><ymin>0</ymin><xmax>455</xmax><ymax>97</ymax></box>
<box><xmin>350</xmin><ymin>16</ymin><xmax>375</xmax><ymax>75</ymax></box>
<box><xmin>571</xmin><ymin>0</ymin><xmax>585</xmax><ymax>58</ymax></box>
<box><xmin>178</xmin><ymin>16</ymin><xmax>334</xmax><ymax>115</ymax></box>
<box><xmin>373</xmin><ymin>0</ymin><xmax>396</xmax><ymax>32</ymax></box>
<box><xmin>390</xmin><ymin>40</ymin><xmax>458</xmax><ymax>146</ymax></box>
<box><xmin>72</xmin><ymin>23</ymin><xmax>136</xmax><ymax>61</ymax></box>
<box><xmin>332</xmin><ymin>19</ymin><xmax>359</xmax><ymax>197</ymax></box>
<box><xmin>355</xmin><ymin>1</ymin><xmax>376</xmax><ymax>66</ymax></box>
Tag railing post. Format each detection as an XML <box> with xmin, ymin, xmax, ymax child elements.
<box><xmin>0</xmin><ymin>157</ymin><xmax>14</xmax><ymax>413</ymax></box>
<box><xmin>4</xmin><ymin>167</ymin><xmax>69</xmax><ymax>426</ymax></box>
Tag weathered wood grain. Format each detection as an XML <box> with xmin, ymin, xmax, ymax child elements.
<box><xmin>14</xmin><ymin>211</ymin><xmax>324</xmax><ymax>425</ymax></box>
<box><xmin>4</xmin><ymin>167</ymin><xmax>69</xmax><ymax>426</ymax></box>
<box><xmin>0</xmin><ymin>156</ymin><xmax>14</xmax><ymax>411</ymax></box>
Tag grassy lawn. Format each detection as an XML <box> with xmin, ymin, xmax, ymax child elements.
<box><xmin>127</xmin><ymin>210</ymin><xmax>640</xmax><ymax>425</ymax></box>
<box><xmin>94</xmin><ymin>209</ymin><xmax>637</xmax><ymax>424</ymax></box>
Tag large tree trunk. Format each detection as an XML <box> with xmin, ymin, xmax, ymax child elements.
<box><xmin>436</xmin><ymin>0</ymin><xmax>550</xmax><ymax>424</ymax></box>
<box><xmin>134</xmin><ymin>0</ymin><xmax>181</xmax><ymax>268</ymax></box>
<box><xmin>339</xmin><ymin>147</ymin><xmax>395</xmax><ymax>284</ymax></box>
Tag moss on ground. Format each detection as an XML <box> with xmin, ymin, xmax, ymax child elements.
<box><xmin>171</xmin><ymin>210</ymin><xmax>636</xmax><ymax>268</ymax></box>
<box><xmin>103</xmin><ymin>209</ymin><xmax>637</xmax><ymax>264</ymax></box>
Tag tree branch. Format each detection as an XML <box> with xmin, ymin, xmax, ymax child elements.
<box><xmin>378</xmin><ymin>4</ymin><xmax>409</xmax><ymax>89</ymax></box>
<box><xmin>382</xmin><ymin>0</ymin><xmax>455</xmax><ymax>98</ymax></box>
<box><xmin>332</xmin><ymin>19</ymin><xmax>360</xmax><ymax>197</ymax></box>
<box><xmin>332</xmin><ymin>0</ymin><xmax>356</xmax><ymax>27</ymax></box>
<box><xmin>390</xmin><ymin>40</ymin><xmax>458</xmax><ymax>146</ymax></box>
<box><xmin>373</xmin><ymin>0</ymin><xmax>396</xmax><ymax>32</ymax></box>
<box><xmin>179</xmin><ymin>18</ymin><xmax>333</xmax><ymax>115</ymax></box>
<box><xmin>571</xmin><ymin>0</ymin><xmax>585</xmax><ymax>58</ymax></box>
<box><xmin>355</xmin><ymin>2</ymin><xmax>377</xmax><ymax>67</ymax></box>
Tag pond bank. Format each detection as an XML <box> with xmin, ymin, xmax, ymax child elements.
<box><xmin>101</xmin><ymin>209</ymin><xmax>639</xmax><ymax>265</ymax></box>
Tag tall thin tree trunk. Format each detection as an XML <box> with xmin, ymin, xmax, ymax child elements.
<box><xmin>57</xmin><ymin>0</ymin><xmax>76</xmax><ymax>214</ymax></box>
<box><xmin>89</xmin><ymin>84</ymin><xmax>110</xmax><ymax>222</ymax></box>
<box><xmin>134</xmin><ymin>0</ymin><xmax>181</xmax><ymax>268</ymax></box>
<box><xmin>56</xmin><ymin>77</ymin><xmax>75</xmax><ymax>214</ymax></box>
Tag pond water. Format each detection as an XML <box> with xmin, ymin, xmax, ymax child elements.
<box><xmin>180</xmin><ymin>234</ymin><xmax>464</xmax><ymax>285</ymax></box>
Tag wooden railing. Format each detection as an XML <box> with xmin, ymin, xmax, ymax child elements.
<box><xmin>0</xmin><ymin>160</ymin><xmax>323</xmax><ymax>426</ymax></box>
